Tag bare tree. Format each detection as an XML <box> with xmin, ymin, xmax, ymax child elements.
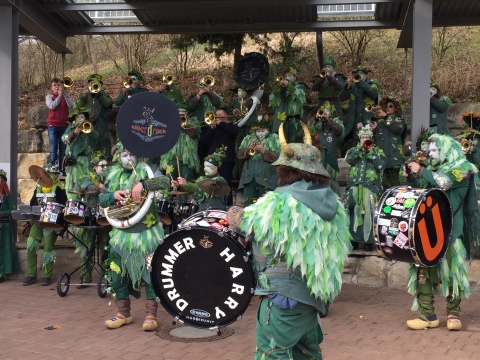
<box><xmin>36</xmin><ymin>41</ymin><xmax>60</xmax><ymax>88</ymax></box>
<box><xmin>330</xmin><ymin>29</ymin><xmax>381</xmax><ymax>67</ymax></box>
<box><xmin>432</xmin><ymin>27</ymin><xmax>464</xmax><ymax>63</ymax></box>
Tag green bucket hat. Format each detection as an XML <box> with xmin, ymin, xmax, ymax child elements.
<box><xmin>323</xmin><ymin>55</ymin><xmax>337</xmax><ymax>68</ymax></box>
<box><xmin>68</xmin><ymin>106</ymin><xmax>90</xmax><ymax>122</ymax></box>
<box><xmin>272</xmin><ymin>123</ymin><xmax>330</xmax><ymax>178</ymax></box>
<box><xmin>91</xmin><ymin>150</ymin><xmax>107</xmax><ymax>165</ymax></box>
<box><xmin>87</xmin><ymin>73</ymin><xmax>103</xmax><ymax>84</ymax></box>
<box><xmin>352</xmin><ymin>65</ymin><xmax>371</xmax><ymax>74</ymax></box>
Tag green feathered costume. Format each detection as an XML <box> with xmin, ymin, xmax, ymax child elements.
<box><xmin>406</xmin><ymin>134</ymin><xmax>477</xmax><ymax>324</ymax></box>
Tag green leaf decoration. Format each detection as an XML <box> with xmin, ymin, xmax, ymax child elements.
<box><xmin>366</xmin><ymin>169</ymin><xmax>377</xmax><ymax>181</ymax></box>
<box><xmin>277</xmin><ymin>112</ymin><xmax>287</xmax><ymax>121</ymax></box>
<box><xmin>142</xmin><ymin>213</ymin><xmax>157</xmax><ymax>228</ymax></box>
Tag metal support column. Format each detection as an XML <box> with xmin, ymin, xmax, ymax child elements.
<box><xmin>410</xmin><ymin>0</ymin><xmax>433</xmax><ymax>149</ymax></box>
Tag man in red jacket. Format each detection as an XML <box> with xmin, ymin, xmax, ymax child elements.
<box><xmin>46</xmin><ymin>77</ymin><xmax>74</xmax><ymax>175</ymax></box>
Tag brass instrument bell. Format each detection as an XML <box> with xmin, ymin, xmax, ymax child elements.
<box><xmin>319</xmin><ymin>69</ymin><xmax>327</xmax><ymax>78</ymax></box>
<box><xmin>461</xmin><ymin>138</ymin><xmax>473</xmax><ymax>153</ymax></box>
<box><xmin>88</xmin><ymin>80</ymin><xmax>101</xmax><ymax>93</ymax></box>
<box><xmin>63</xmin><ymin>76</ymin><xmax>74</xmax><ymax>88</ymax></box>
<box><xmin>163</xmin><ymin>73</ymin><xmax>175</xmax><ymax>85</ymax></box>
<box><xmin>276</xmin><ymin>76</ymin><xmax>284</xmax><ymax>83</ymax></box>
<box><xmin>365</xmin><ymin>104</ymin><xmax>373</xmax><ymax>112</ymax></box>
<box><xmin>200</xmin><ymin>75</ymin><xmax>215</xmax><ymax>88</ymax></box>
<box><xmin>353</xmin><ymin>73</ymin><xmax>362</xmax><ymax>82</ymax></box>
<box><xmin>180</xmin><ymin>113</ymin><xmax>188</xmax><ymax>127</ymax></box>
<box><xmin>248</xmin><ymin>148</ymin><xmax>256</xmax><ymax>156</ymax></box>
<box><xmin>80</xmin><ymin>120</ymin><xmax>94</xmax><ymax>134</ymax></box>
<box><xmin>123</xmin><ymin>77</ymin><xmax>134</xmax><ymax>88</ymax></box>
<box><xmin>204</xmin><ymin>111</ymin><xmax>215</xmax><ymax>125</ymax></box>
<box><xmin>316</xmin><ymin>109</ymin><xmax>325</xmax><ymax>118</ymax></box>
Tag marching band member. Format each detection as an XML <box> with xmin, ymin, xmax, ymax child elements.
<box><xmin>0</xmin><ymin>169</ymin><xmax>19</xmax><ymax>283</ymax></box>
<box><xmin>311</xmin><ymin>55</ymin><xmax>346</xmax><ymax>118</ymax></box>
<box><xmin>344</xmin><ymin>125</ymin><xmax>385</xmax><ymax>251</ymax></box>
<box><xmin>186</xmin><ymin>76</ymin><xmax>223</xmax><ymax>123</ymax></box>
<box><xmin>172</xmin><ymin>146</ymin><xmax>229</xmax><ymax>211</ymax></box>
<box><xmin>23</xmin><ymin>164</ymin><xmax>67</xmax><ymax>286</ymax></box>
<box><xmin>237</xmin><ymin>117</ymin><xmax>280</xmax><ymax>206</ymax></box>
<box><xmin>114</xmin><ymin>70</ymin><xmax>149</xmax><ymax>106</ymax></box>
<box><xmin>240</xmin><ymin>123</ymin><xmax>351</xmax><ymax>359</ymax></box>
<box><xmin>404</xmin><ymin>134</ymin><xmax>477</xmax><ymax>331</ymax></box>
<box><xmin>269</xmin><ymin>66</ymin><xmax>307</xmax><ymax>143</ymax></box>
<box><xmin>155</xmin><ymin>74</ymin><xmax>185</xmax><ymax>106</ymax></box>
<box><xmin>308</xmin><ymin>102</ymin><xmax>344</xmax><ymax>194</ymax></box>
<box><xmin>75</xmin><ymin>73</ymin><xmax>113</xmax><ymax>159</ymax></box>
<box><xmin>100</xmin><ymin>143</ymin><xmax>170</xmax><ymax>331</ymax></box>
<box><xmin>429</xmin><ymin>82</ymin><xmax>452</xmax><ymax>136</ymax></box>
<box><xmin>371</xmin><ymin>96</ymin><xmax>407</xmax><ymax>189</ymax></box>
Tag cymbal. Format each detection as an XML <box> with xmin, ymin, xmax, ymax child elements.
<box><xmin>68</xmin><ymin>189</ymin><xmax>99</xmax><ymax>195</ymax></box>
<box><xmin>198</xmin><ymin>179</ymin><xmax>231</xmax><ymax>196</ymax></box>
<box><xmin>166</xmin><ymin>190</ymin><xmax>189</xmax><ymax>195</ymax></box>
<box><xmin>28</xmin><ymin>165</ymin><xmax>53</xmax><ymax>188</ymax></box>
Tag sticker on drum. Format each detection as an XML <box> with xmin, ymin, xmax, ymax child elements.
<box><xmin>39</xmin><ymin>202</ymin><xmax>65</xmax><ymax>230</ymax></box>
<box><xmin>383</xmin><ymin>206</ymin><xmax>392</xmax><ymax>214</ymax></box>
<box><xmin>150</xmin><ymin>226</ymin><xmax>254</xmax><ymax>329</ymax></box>
<box><xmin>393</xmin><ymin>204</ymin><xmax>405</xmax><ymax>210</ymax></box>
<box><xmin>391</xmin><ymin>210</ymin><xmax>402</xmax><ymax>217</ymax></box>
<box><xmin>385</xmin><ymin>197</ymin><xmax>396</xmax><ymax>206</ymax></box>
<box><xmin>375</xmin><ymin>186</ymin><xmax>452</xmax><ymax>267</ymax></box>
<box><xmin>380</xmin><ymin>226</ymin><xmax>388</xmax><ymax>235</ymax></box>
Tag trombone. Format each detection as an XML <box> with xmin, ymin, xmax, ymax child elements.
<box><xmin>203</xmin><ymin>111</ymin><xmax>239</xmax><ymax>126</ymax></box>
<box><xmin>163</xmin><ymin>73</ymin><xmax>175</xmax><ymax>85</ymax></box>
<box><xmin>88</xmin><ymin>80</ymin><xmax>101</xmax><ymax>93</ymax></box>
<box><xmin>63</xmin><ymin>76</ymin><xmax>74</xmax><ymax>88</ymax></box>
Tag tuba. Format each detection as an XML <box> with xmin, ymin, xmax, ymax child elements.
<box><xmin>104</xmin><ymin>162</ymin><xmax>155</xmax><ymax>229</ymax></box>
<box><xmin>163</xmin><ymin>73</ymin><xmax>175</xmax><ymax>85</ymax></box>
<box><xmin>236</xmin><ymin>88</ymin><xmax>264</xmax><ymax>128</ymax></box>
<box><xmin>63</xmin><ymin>76</ymin><xmax>74</xmax><ymax>88</ymax></box>
<box><xmin>88</xmin><ymin>80</ymin><xmax>101</xmax><ymax>93</ymax></box>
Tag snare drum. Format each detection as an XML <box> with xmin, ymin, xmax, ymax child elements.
<box><xmin>151</xmin><ymin>225</ymin><xmax>254</xmax><ymax>329</ymax></box>
<box><xmin>374</xmin><ymin>186</ymin><xmax>452</xmax><ymax>267</ymax></box>
<box><xmin>157</xmin><ymin>199</ymin><xmax>174</xmax><ymax>225</ymax></box>
<box><xmin>39</xmin><ymin>202</ymin><xmax>65</xmax><ymax>230</ymax></box>
<box><xmin>64</xmin><ymin>199</ymin><xmax>89</xmax><ymax>224</ymax></box>
<box><xmin>178</xmin><ymin>201</ymin><xmax>199</xmax><ymax>219</ymax></box>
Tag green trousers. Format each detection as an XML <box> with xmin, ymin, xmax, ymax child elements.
<box><xmin>27</xmin><ymin>223</ymin><xmax>56</xmax><ymax>278</ymax></box>
<box><xmin>255</xmin><ymin>298</ymin><xmax>323</xmax><ymax>360</ymax></box>
<box><xmin>241</xmin><ymin>181</ymin><xmax>268</xmax><ymax>207</ymax></box>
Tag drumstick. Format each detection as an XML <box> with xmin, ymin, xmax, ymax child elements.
<box><xmin>176</xmin><ymin>156</ymin><xmax>181</xmax><ymax>178</ymax></box>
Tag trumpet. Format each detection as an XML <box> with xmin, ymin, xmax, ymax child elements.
<box><xmin>180</xmin><ymin>113</ymin><xmax>188</xmax><ymax>128</ymax></box>
<box><xmin>200</xmin><ymin>75</ymin><xmax>215</xmax><ymax>88</ymax></box>
<box><xmin>63</xmin><ymin>76</ymin><xmax>74</xmax><ymax>88</ymax></box>
<box><xmin>88</xmin><ymin>80</ymin><xmax>101</xmax><ymax>93</ymax></box>
<box><xmin>123</xmin><ymin>77</ymin><xmax>134</xmax><ymax>88</ymax></box>
<box><xmin>248</xmin><ymin>139</ymin><xmax>260</xmax><ymax>156</ymax></box>
<box><xmin>163</xmin><ymin>73</ymin><xmax>175</xmax><ymax>85</ymax></box>
<box><xmin>316</xmin><ymin>109</ymin><xmax>325</xmax><ymax>118</ymax></box>
<box><xmin>319</xmin><ymin>69</ymin><xmax>327</xmax><ymax>78</ymax></box>
<box><xmin>353</xmin><ymin>73</ymin><xmax>362</xmax><ymax>82</ymax></box>
<box><xmin>362</xmin><ymin>139</ymin><xmax>373</xmax><ymax>150</ymax></box>
<box><xmin>365</xmin><ymin>104</ymin><xmax>373</xmax><ymax>112</ymax></box>
<box><xmin>80</xmin><ymin>120</ymin><xmax>94</xmax><ymax>134</ymax></box>
<box><xmin>276</xmin><ymin>76</ymin><xmax>284</xmax><ymax>83</ymax></box>
<box><xmin>461</xmin><ymin>139</ymin><xmax>473</xmax><ymax>154</ymax></box>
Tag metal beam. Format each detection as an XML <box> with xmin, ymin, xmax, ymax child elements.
<box><xmin>43</xmin><ymin>0</ymin><xmax>402</xmax><ymax>12</ymax></box>
<box><xmin>70</xmin><ymin>19</ymin><xmax>397</xmax><ymax>35</ymax></box>
<box><xmin>397</xmin><ymin>0</ymin><xmax>413</xmax><ymax>48</ymax></box>
<box><xmin>6</xmin><ymin>0</ymin><xmax>71</xmax><ymax>54</ymax></box>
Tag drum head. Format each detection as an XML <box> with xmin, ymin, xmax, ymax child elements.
<box><xmin>116</xmin><ymin>92</ymin><xmax>181</xmax><ymax>158</ymax></box>
<box><xmin>151</xmin><ymin>226</ymin><xmax>254</xmax><ymax>329</ymax></box>
<box><xmin>234</xmin><ymin>52</ymin><xmax>269</xmax><ymax>90</ymax></box>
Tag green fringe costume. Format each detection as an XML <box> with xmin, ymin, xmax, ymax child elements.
<box><xmin>407</xmin><ymin>134</ymin><xmax>477</xmax><ymax>320</ymax></box>
<box><xmin>237</xmin><ymin>133</ymin><xmax>280</xmax><ymax>205</ymax></box>
<box><xmin>0</xmin><ymin>192</ymin><xmax>20</xmax><ymax>278</ymax></box>
<box><xmin>241</xmin><ymin>180</ymin><xmax>351</xmax><ymax>359</ymax></box>
<box><xmin>99</xmin><ymin>162</ymin><xmax>169</xmax><ymax>300</ymax></box>
<box><xmin>269</xmin><ymin>82</ymin><xmax>306</xmax><ymax>142</ymax></box>
<box><xmin>429</xmin><ymin>95</ymin><xmax>452</xmax><ymax>136</ymax></box>
<box><xmin>178</xmin><ymin>175</ymin><xmax>227</xmax><ymax>211</ymax></box>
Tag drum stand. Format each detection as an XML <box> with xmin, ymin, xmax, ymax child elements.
<box><xmin>56</xmin><ymin>225</ymin><xmax>108</xmax><ymax>298</ymax></box>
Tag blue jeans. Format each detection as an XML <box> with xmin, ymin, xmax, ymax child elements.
<box><xmin>48</xmin><ymin>125</ymin><xmax>67</xmax><ymax>172</ymax></box>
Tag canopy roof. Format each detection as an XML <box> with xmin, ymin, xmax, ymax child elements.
<box><xmin>3</xmin><ymin>0</ymin><xmax>480</xmax><ymax>54</ymax></box>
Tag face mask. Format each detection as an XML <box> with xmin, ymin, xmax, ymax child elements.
<box><xmin>95</xmin><ymin>161</ymin><xmax>108</xmax><ymax>175</ymax></box>
<box><xmin>421</xmin><ymin>141</ymin><xmax>429</xmax><ymax>152</ymax></box>
<box><xmin>321</xmin><ymin>109</ymin><xmax>331</xmax><ymax>117</ymax></box>
<box><xmin>238</xmin><ymin>88</ymin><xmax>247</xmax><ymax>98</ymax></box>
<box><xmin>76</xmin><ymin>114</ymin><xmax>87</xmax><ymax>123</ymax></box>
<box><xmin>120</xmin><ymin>152</ymin><xmax>137</xmax><ymax>169</ymax></box>
<box><xmin>323</xmin><ymin>65</ymin><xmax>333</xmax><ymax>73</ymax></box>
<box><xmin>430</xmin><ymin>87</ymin><xmax>438</xmax><ymax>97</ymax></box>
<box><xmin>255</xmin><ymin>129</ymin><xmax>268</xmax><ymax>139</ymax></box>
<box><xmin>204</xmin><ymin>162</ymin><xmax>216</xmax><ymax>176</ymax></box>
<box><xmin>428</xmin><ymin>142</ymin><xmax>440</xmax><ymax>166</ymax></box>
<box><xmin>284</xmin><ymin>74</ymin><xmax>294</xmax><ymax>82</ymax></box>
<box><xmin>360</xmin><ymin>135</ymin><xmax>371</xmax><ymax>144</ymax></box>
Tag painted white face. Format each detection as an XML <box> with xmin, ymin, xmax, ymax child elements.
<box><xmin>76</xmin><ymin>114</ymin><xmax>87</xmax><ymax>124</ymax></box>
<box><xmin>95</xmin><ymin>160</ymin><xmax>108</xmax><ymax>175</ymax></box>
<box><xmin>360</xmin><ymin>134</ymin><xmax>371</xmax><ymax>144</ymax></box>
<box><xmin>120</xmin><ymin>151</ymin><xmax>137</xmax><ymax>169</ymax></box>
<box><xmin>284</xmin><ymin>73</ymin><xmax>294</xmax><ymax>82</ymax></box>
<box><xmin>430</xmin><ymin>87</ymin><xmax>438</xmax><ymax>97</ymax></box>
<box><xmin>428</xmin><ymin>142</ymin><xmax>440</xmax><ymax>166</ymax></box>
<box><xmin>323</xmin><ymin>65</ymin><xmax>334</xmax><ymax>73</ymax></box>
<box><xmin>321</xmin><ymin>108</ymin><xmax>331</xmax><ymax>117</ymax></box>
<box><xmin>358</xmin><ymin>72</ymin><xmax>367</xmax><ymax>81</ymax></box>
<box><xmin>421</xmin><ymin>141</ymin><xmax>429</xmax><ymax>152</ymax></box>
<box><xmin>255</xmin><ymin>128</ymin><xmax>269</xmax><ymax>139</ymax></box>
<box><xmin>238</xmin><ymin>88</ymin><xmax>247</xmax><ymax>99</ymax></box>
<box><xmin>204</xmin><ymin>161</ymin><xmax>217</xmax><ymax>176</ymax></box>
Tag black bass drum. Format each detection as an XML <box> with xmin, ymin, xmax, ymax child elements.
<box><xmin>374</xmin><ymin>186</ymin><xmax>452</xmax><ymax>267</ymax></box>
<box><xmin>151</xmin><ymin>225</ymin><xmax>254</xmax><ymax>329</ymax></box>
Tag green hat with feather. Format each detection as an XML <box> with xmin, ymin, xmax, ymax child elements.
<box><xmin>205</xmin><ymin>145</ymin><xmax>227</xmax><ymax>167</ymax></box>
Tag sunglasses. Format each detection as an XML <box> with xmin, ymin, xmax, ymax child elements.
<box><xmin>386</xmin><ymin>104</ymin><xmax>396</xmax><ymax>109</ymax></box>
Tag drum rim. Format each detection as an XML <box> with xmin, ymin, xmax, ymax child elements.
<box><xmin>151</xmin><ymin>225</ymin><xmax>254</xmax><ymax>329</ymax></box>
